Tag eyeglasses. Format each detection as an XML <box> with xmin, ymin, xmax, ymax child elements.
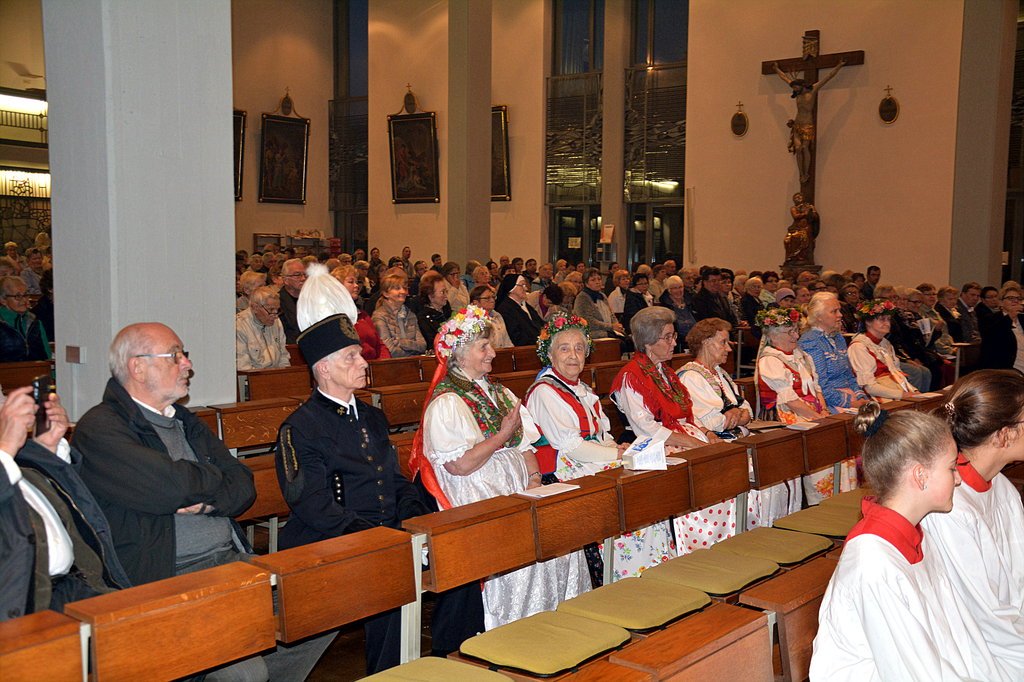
<box><xmin>4</xmin><ymin>293</ymin><xmax>28</xmax><ymax>300</ymax></box>
<box><xmin>255</xmin><ymin>302</ymin><xmax>281</xmax><ymax>316</ymax></box>
<box><xmin>1003</xmin><ymin>296</ymin><xmax>1022</xmax><ymax>302</ymax></box>
<box><xmin>134</xmin><ymin>350</ymin><xmax>190</xmax><ymax>364</ymax></box>
<box><xmin>284</xmin><ymin>272</ymin><xmax>307</xmax><ymax>279</ymax></box>
<box><xmin>475</xmin><ymin>295</ymin><xmax>495</xmax><ymax>301</ymax></box>
<box><xmin>659</xmin><ymin>332</ymin><xmax>678</xmax><ymax>343</ymax></box>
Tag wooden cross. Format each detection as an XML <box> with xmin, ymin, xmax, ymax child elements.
<box><xmin>761</xmin><ymin>30</ymin><xmax>864</xmax><ymax>203</ymax></box>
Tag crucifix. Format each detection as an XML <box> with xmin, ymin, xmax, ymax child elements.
<box><xmin>761</xmin><ymin>30</ymin><xmax>863</xmax><ymax>272</ymax></box>
<box><xmin>761</xmin><ymin>30</ymin><xmax>864</xmax><ymax>204</ymax></box>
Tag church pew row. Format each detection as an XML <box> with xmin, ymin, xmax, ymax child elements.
<box><xmin>237</xmin><ymin>339</ymin><xmax>623</xmax><ymax>400</ymax></box>
<box><xmin>0</xmin><ymin>359</ymin><xmax>54</xmax><ymax>393</ymax></box>
<box><xmin>0</xmin><ymin>610</ymin><xmax>83</xmax><ymax>682</ymax></box>
<box><xmin>9</xmin><ymin>421</ymin><xmax>862</xmax><ymax>681</ymax></box>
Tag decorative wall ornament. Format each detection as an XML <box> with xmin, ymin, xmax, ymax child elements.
<box><xmin>879</xmin><ymin>85</ymin><xmax>899</xmax><ymax>124</ymax></box>
<box><xmin>730</xmin><ymin>101</ymin><xmax>749</xmax><ymax>137</ymax></box>
<box><xmin>259</xmin><ymin>90</ymin><xmax>310</xmax><ymax>204</ymax></box>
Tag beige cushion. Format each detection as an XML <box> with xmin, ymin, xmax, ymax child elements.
<box><xmin>460</xmin><ymin>610</ymin><xmax>630</xmax><ymax>676</ymax></box>
<box><xmin>773</xmin><ymin>504</ymin><xmax>861</xmax><ymax>538</ymax></box>
<box><xmin>641</xmin><ymin>548</ymin><xmax>778</xmax><ymax>596</ymax></box>
<box><xmin>363</xmin><ymin>657</ymin><xmax>512</xmax><ymax>681</ymax></box>
<box><xmin>557</xmin><ymin>577</ymin><xmax>710</xmax><ymax>631</ymax></box>
<box><xmin>711</xmin><ymin>527</ymin><xmax>831</xmax><ymax>566</ymax></box>
<box><xmin>820</xmin><ymin>487</ymin><xmax>873</xmax><ymax>509</ymax></box>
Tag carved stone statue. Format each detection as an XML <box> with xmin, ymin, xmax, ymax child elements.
<box><xmin>772</xmin><ymin>59</ymin><xmax>846</xmax><ymax>184</ymax></box>
<box><xmin>784</xmin><ymin>193</ymin><xmax>820</xmax><ymax>264</ymax></box>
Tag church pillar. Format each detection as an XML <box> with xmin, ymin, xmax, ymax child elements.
<box><xmin>447</xmin><ymin>0</ymin><xmax>492</xmax><ymax>266</ymax></box>
<box><xmin>602</xmin><ymin>0</ymin><xmax>630</xmax><ymax>267</ymax></box>
<box><xmin>949</xmin><ymin>0</ymin><xmax>1016</xmax><ymax>286</ymax></box>
<box><xmin>42</xmin><ymin>0</ymin><xmax>236</xmax><ymax>418</ymax></box>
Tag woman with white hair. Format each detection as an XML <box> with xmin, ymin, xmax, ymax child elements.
<box><xmin>657</xmin><ymin>274</ymin><xmax>696</xmax><ymax>352</ymax></box>
<box><xmin>410</xmin><ymin>307</ymin><xmax>589</xmax><ymax>629</ymax></box>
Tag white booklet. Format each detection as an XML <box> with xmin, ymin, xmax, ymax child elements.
<box><xmin>622</xmin><ymin>432</ymin><xmax>670</xmax><ymax>470</ymax></box>
<box><xmin>785</xmin><ymin>421</ymin><xmax>819</xmax><ymax>431</ymax></box>
<box><xmin>518</xmin><ymin>482</ymin><xmax>581</xmax><ymax>498</ymax></box>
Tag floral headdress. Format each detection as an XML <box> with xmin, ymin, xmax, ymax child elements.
<box><xmin>536</xmin><ymin>313</ymin><xmax>591</xmax><ymax>366</ymax></box>
<box><xmin>756</xmin><ymin>306</ymin><xmax>802</xmax><ymax>329</ymax></box>
<box><xmin>434</xmin><ymin>305</ymin><xmax>492</xmax><ymax>359</ymax></box>
<box><xmin>855</xmin><ymin>299</ymin><xmax>897</xmax><ymax>321</ymax></box>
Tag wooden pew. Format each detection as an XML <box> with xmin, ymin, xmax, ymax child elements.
<box><xmin>189</xmin><ymin>405</ymin><xmax>219</xmax><ymax>436</ymax></box>
<box><xmin>249</xmin><ymin>527</ymin><xmax>416</xmax><ymax>643</ymax></box>
<box><xmin>0</xmin><ymin>359</ymin><xmax>53</xmax><ymax>393</ymax></box>
<box><xmin>366</xmin><ymin>382</ymin><xmax>429</xmax><ymax>427</ymax></box>
<box><xmin>738</xmin><ymin>429</ymin><xmax>805</xmax><ymax>503</ymax></box>
<box><xmin>390</xmin><ymin>431</ymin><xmax>417</xmax><ymax>481</ymax></box>
<box><xmin>235</xmin><ymin>453</ymin><xmax>289</xmax><ymax>552</ymax></box>
<box><xmin>491</xmin><ymin>347</ymin><xmax>515</xmax><ymax>373</ymax></box>
<box><xmin>209</xmin><ymin>397</ymin><xmax>301</xmax><ymax>451</ymax></box>
<box><xmin>667</xmin><ymin>352</ymin><xmax>695</xmax><ymax>370</ymax></box>
<box><xmin>685</xmin><ymin>442</ymin><xmax>750</xmax><ymax>513</ymax></box>
<box><xmin>596</xmin><ymin>460</ymin><xmax>692</xmax><ymax>535</ymax></box>
<box><xmin>492</xmin><ymin>370</ymin><xmax>539</xmax><ymax>399</ymax></box>
<box><xmin>902</xmin><ymin>391</ymin><xmax>947</xmax><ymax>414</ymax></box>
<box><xmin>64</xmin><ymin>562</ymin><xmax>276</xmax><ymax>681</ymax></box>
<box><xmin>512</xmin><ymin>345</ymin><xmax>543</xmax><ymax>372</ymax></box>
<box><xmin>734</xmin><ymin>377</ymin><xmax>757</xmax><ymax>410</ymax></box>
<box><xmin>589</xmin><ymin>360</ymin><xmax>626</xmax><ymax>396</ymax></box>
<box><xmin>367</xmin><ymin>356</ymin><xmax>422</xmax><ymax>387</ymax></box>
<box><xmin>285</xmin><ymin>343</ymin><xmax>305</xmax><ymax>367</ymax></box>
<box><xmin>403</xmin><ymin>496</ymin><xmax>536</xmax><ymax>592</ymax></box>
<box><xmin>608</xmin><ymin>602</ymin><xmax>773</xmax><ymax>681</ymax></box>
<box><xmin>590</xmin><ymin>338</ymin><xmax>622</xmax><ymax>364</ymax></box>
<box><xmin>240</xmin><ymin>365</ymin><xmax>312</xmax><ymax>401</ymax></box>
<box><xmin>514</xmin><ymin>475</ymin><xmax>621</xmax><ymax>561</ymax></box>
<box><xmin>824</xmin><ymin>413</ymin><xmax>863</xmax><ymax>460</ymax></box>
<box><xmin>800</xmin><ymin>418</ymin><xmax>849</xmax><ymax>497</ymax></box>
<box><xmin>0</xmin><ymin>610</ymin><xmax>83</xmax><ymax>682</ymax></box>
<box><xmin>418</xmin><ymin>354</ymin><xmax>439</xmax><ymax>382</ymax></box>
<box><xmin>738</xmin><ymin>556</ymin><xmax>838</xmax><ymax>682</ymax></box>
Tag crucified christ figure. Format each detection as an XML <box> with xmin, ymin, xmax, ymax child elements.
<box><xmin>772</xmin><ymin>59</ymin><xmax>846</xmax><ymax>183</ymax></box>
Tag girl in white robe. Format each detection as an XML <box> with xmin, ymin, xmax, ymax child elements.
<box><xmin>920</xmin><ymin>370</ymin><xmax>1024</xmax><ymax>671</ymax></box>
<box><xmin>811</xmin><ymin>402</ymin><xmax>1015</xmax><ymax>681</ymax></box>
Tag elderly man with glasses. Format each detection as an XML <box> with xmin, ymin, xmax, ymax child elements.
<box><xmin>75</xmin><ymin>322</ymin><xmax>333</xmax><ymax>680</ymax></box>
<box><xmin>235</xmin><ymin>285</ymin><xmax>290</xmax><ymax>370</ymax></box>
<box><xmin>278</xmin><ymin>258</ymin><xmax>308</xmax><ymax>343</ymax></box>
<box><xmin>0</xmin><ymin>275</ymin><xmax>50</xmax><ymax>362</ymax></box>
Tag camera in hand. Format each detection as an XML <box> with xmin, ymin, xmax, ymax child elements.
<box><xmin>31</xmin><ymin>374</ymin><xmax>55</xmax><ymax>436</ymax></box>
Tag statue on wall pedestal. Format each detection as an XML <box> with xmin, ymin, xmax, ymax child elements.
<box><xmin>784</xmin><ymin>192</ymin><xmax>819</xmax><ymax>265</ymax></box>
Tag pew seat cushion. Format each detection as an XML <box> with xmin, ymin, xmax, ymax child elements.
<box><xmin>556</xmin><ymin>577</ymin><xmax>710</xmax><ymax>631</ymax></box>
<box><xmin>364</xmin><ymin>656</ymin><xmax>512</xmax><ymax>680</ymax></box>
<box><xmin>772</xmin><ymin>504</ymin><xmax>861</xmax><ymax>538</ymax></box>
<box><xmin>641</xmin><ymin>548</ymin><xmax>778</xmax><ymax>596</ymax></box>
<box><xmin>710</xmin><ymin>527</ymin><xmax>831</xmax><ymax>566</ymax></box>
<box><xmin>819</xmin><ymin>487</ymin><xmax>874</xmax><ymax>509</ymax></box>
<box><xmin>460</xmin><ymin>610</ymin><xmax>630</xmax><ymax>676</ymax></box>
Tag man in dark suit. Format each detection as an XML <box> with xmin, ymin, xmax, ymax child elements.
<box><xmin>957</xmin><ymin>281</ymin><xmax>983</xmax><ymax>344</ymax></box>
<box><xmin>691</xmin><ymin>267</ymin><xmax>738</xmax><ymax>325</ymax></box>
<box><xmin>496</xmin><ymin>274</ymin><xmax>544</xmax><ymax>345</ymax></box>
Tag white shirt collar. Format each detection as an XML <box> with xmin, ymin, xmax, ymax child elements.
<box><xmin>318</xmin><ymin>388</ymin><xmax>359</xmax><ymax>418</ymax></box>
<box><xmin>132</xmin><ymin>396</ymin><xmax>176</xmax><ymax>419</ymax></box>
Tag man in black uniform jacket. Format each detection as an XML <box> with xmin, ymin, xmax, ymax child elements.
<box><xmin>276</xmin><ymin>312</ymin><xmax>434</xmax><ymax>675</ymax></box>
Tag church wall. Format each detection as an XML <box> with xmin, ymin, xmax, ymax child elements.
<box><xmin>686</xmin><ymin>0</ymin><xmax>974</xmax><ymax>287</ymax></box>
<box><xmin>0</xmin><ymin>0</ymin><xmax>44</xmax><ymax>91</ymax></box>
<box><xmin>489</xmin><ymin>0</ymin><xmax>549</xmax><ymax>265</ymax></box>
<box><xmin>232</xmin><ymin>0</ymin><xmax>333</xmax><ymax>252</ymax></box>
<box><xmin>367</xmin><ymin>0</ymin><xmax>450</xmax><ymax>264</ymax></box>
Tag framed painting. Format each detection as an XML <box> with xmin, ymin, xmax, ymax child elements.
<box><xmin>258</xmin><ymin>114</ymin><xmax>310</xmax><ymax>204</ymax></box>
<box><xmin>387</xmin><ymin>112</ymin><xmax>440</xmax><ymax>203</ymax></box>
<box><xmin>233</xmin><ymin>109</ymin><xmax>246</xmax><ymax>201</ymax></box>
<box><xmin>491</xmin><ymin>105</ymin><xmax>511</xmax><ymax>201</ymax></box>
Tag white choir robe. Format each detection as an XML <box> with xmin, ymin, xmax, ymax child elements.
<box><xmin>811</xmin><ymin>533</ymin><xmax>1016</xmax><ymax>681</ymax></box>
<box><xmin>921</xmin><ymin>472</ymin><xmax>1024</xmax><ymax>669</ymax></box>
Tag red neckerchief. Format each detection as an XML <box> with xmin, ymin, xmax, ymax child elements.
<box><xmin>610</xmin><ymin>353</ymin><xmax>694</xmax><ymax>432</ymax></box>
<box><xmin>865</xmin><ymin>330</ymin><xmax>885</xmax><ymax>344</ymax></box>
<box><xmin>846</xmin><ymin>497</ymin><xmax>924</xmax><ymax>565</ymax></box>
<box><xmin>956</xmin><ymin>452</ymin><xmax>992</xmax><ymax>493</ymax></box>
<box><xmin>551</xmin><ymin>368</ymin><xmax>580</xmax><ymax>386</ymax></box>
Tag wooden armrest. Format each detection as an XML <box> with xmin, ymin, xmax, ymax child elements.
<box><xmin>739</xmin><ymin>557</ymin><xmax>839</xmax><ymax>682</ymax></box>
<box><xmin>596</xmin><ymin>461</ymin><xmax>691</xmax><ymax>533</ymax></box>
<box><xmin>0</xmin><ymin>610</ymin><xmax>82</xmax><ymax>682</ymax></box>
<box><xmin>64</xmin><ymin>562</ymin><xmax>275</xmax><ymax>681</ymax></box>
<box><xmin>235</xmin><ymin>454</ymin><xmax>289</xmax><ymax>522</ymax></box>
<box><xmin>609</xmin><ymin>602</ymin><xmax>771</xmax><ymax>679</ymax></box>
<box><xmin>249</xmin><ymin>527</ymin><xmax>415</xmax><ymax>642</ymax></box>
<box><xmin>514</xmin><ymin>474</ymin><xmax>620</xmax><ymax>560</ymax></box>
<box><xmin>737</xmin><ymin>429</ymin><xmax>805</xmax><ymax>489</ymax></box>
<box><xmin>685</xmin><ymin>442</ymin><xmax>749</xmax><ymax>508</ymax></box>
<box><xmin>800</xmin><ymin>419</ymin><xmax>848</xmax><ymax>472</ymax></box>
<box><xmin>402</xmin><ymin>495</ymin><xmax>535</xmax><ymax>591</ymax></box>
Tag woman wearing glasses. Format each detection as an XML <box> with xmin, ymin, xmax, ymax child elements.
<box><xmin>470</xmin><ymin>285</ymin><xmax>512</xmax><ymax>348</ymax></box>
<box><xmin>979</xmin><ymin>284</ymin><xmax>1024</xmax><ymax>372</ymax></box>
<box><xmin>0</xmin><ymin>276</ymin><xmax>50</xmax><ymax>362</ymax></box>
